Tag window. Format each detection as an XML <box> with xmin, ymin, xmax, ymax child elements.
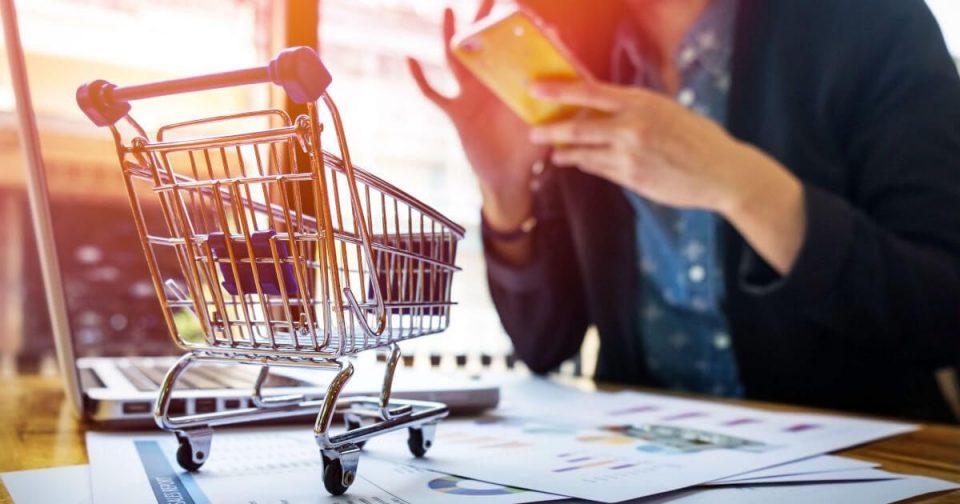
<box><xmin>928</xmin><ymin>0</ymin><xmax>960</xmax><ymax>64</ymax></box>
<box><xmin>319</xmin><ymin>0</ymin><xmax>513</xmax><ymax>365</ymax></box>
<box><xmin>0</xmin><ymin>0</ymin><xmax>270</xmax><ymax>197</ymax></box>
<box><xmin>0</xmin><ymin>0</ymin><xmax>272</xmax><ymax>365</ymax></box>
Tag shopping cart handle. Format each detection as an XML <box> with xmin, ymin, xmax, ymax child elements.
<box><xmin>76</xmin><ymin>46</ymin><xmax>332</xmax><ymax>127</ymax></box>
<box><xmin>266</xmin><ymin>46</ymin><xmax>332</xmax><ymax>104</ymax></box>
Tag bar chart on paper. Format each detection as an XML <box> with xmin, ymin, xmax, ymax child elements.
<box><xmin>367</xmin><ymin>385</ymin><xmax>916</xmax><ymax>503</ymax></box>
<box><xmin>600</xmin><ymin>400</ymin><xmax>824</xmax><ymax>435</ymax></box>
<box><xmin>87</xmin><ymin>430</ymin><xmax>405</xmax><ymax>504</ymax></box>
<box><xmin>85</xmin><ymin>428</ymin><xmax>564</xmax><ymax>504</ymax></box>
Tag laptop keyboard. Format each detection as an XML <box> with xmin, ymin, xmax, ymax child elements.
<box><xmin>78</xmin><ymin>367</ymin><xmax>105</xmax><ymax>389</ymax></box>
<box><xmin>116</xmin><ymin>362</ymin><xmax>306</xmax><ymax>392</ymax></box>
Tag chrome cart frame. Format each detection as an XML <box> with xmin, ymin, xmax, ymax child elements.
<box><xmin>77</xmin><ymin>46</ymin><xmax>464</xmax><ymax>495</ymax></box>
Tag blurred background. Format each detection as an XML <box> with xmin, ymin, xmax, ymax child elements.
<box><xmin>0</xmin><ymin>0</ymin><xmax>957</xmax><ymax>378</ymax></box>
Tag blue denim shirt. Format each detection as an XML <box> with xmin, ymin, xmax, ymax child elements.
<box><xmin>613</xmin><ymin>0</ymin><xmax>744</xmax><ymax>397</ymax></box>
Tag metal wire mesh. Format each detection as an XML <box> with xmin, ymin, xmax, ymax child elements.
<box><xmin>115</xmin><ymin>108</ymin><xmax>463</xmax><ymax>358</ymax></box>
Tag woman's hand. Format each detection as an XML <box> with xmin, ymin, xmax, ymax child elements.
<box><xmin>407</xmin><ymin>1</ymin><xmax>547</xmax><ymax>233</ymax></box>
<box><xmin>529</xmin><ymin>81</ymin><xmax>807</xmax><ymax>274</ymax></box>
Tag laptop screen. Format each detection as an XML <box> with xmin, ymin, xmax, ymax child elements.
<box><xmin>20</xmin><ymin>197</ymin><xmax>182</xmax><ymax>364</ymax></box>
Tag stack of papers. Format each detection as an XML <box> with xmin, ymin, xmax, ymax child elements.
<box><xmin>3</xmin><ymin>378</ymin><xmax>958</xmax><ymax>503</ymax></box>
<box><xmin>366</xmin><ymin>379</ymin><xmax>933</xmax><ymax>502</ymax></box>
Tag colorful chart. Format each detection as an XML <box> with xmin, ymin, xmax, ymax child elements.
<box><xmin>473</xmin><ymin>418</ymin><xmax>577</xmax><ymax>435</ymax></box>
<box><xmin>480</xmin><ymin>441</ymin><xmax>531</xmax><ymax>449</ymax></box>
<box><xmin>445</xmin><ymin>431</ymin><xmax>533</xmax><ymax>449</ymax></box>
<box><xmin>722</xmin><ymin>418</ymin><xmax>760</xmax><ymax>427</ymax></box>
<box><xmin>522</xmin><ymin>423</ymin><xmax>578</xmax><ymax>435</ymax></box>
<box><xmin>607</xmin><ymin>405</ymin><xmax>659</xmax><ymax>416</ymax></box>
<box><xmin>553</xmin><ymin>452</ymin><xmax>638</xmax><ymax>473</ymax></box>
<box><xmin>662</xmin><ymin>411</ymin><xmax>708</xmax><ymax>421</ymax></box>
<box><xmin>576</xmin><ymin>434</ymin><xmax>636</xmax><ymax>446</ymax></box>
<box><xmin>597</xmin><ymin>424</ymin><xmax>772</xmax><ymax>455</ymax></box>
<box><xmin>636</xmin><ymin>444</ymin><xmax>674</xmax><ymax>454</ymax></box>
<box><xmin>474</xmin><ymin>417</ymin><xmax>519</xmax><ymax>426</ymax></box>
<box><xmin>784</xmin><ymin>423</ymin><xmax>821</xmax><ymax>433</ymax></box>
<box><xmin>427</xmin><ymin>475</ymin><xmax>527</xmax><ymax>496</ymax></box>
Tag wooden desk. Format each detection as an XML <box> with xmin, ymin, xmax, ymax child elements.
<box><xmin>2</xmin><ymin>375</ymin><xmax>959</xmax><ymax>503</ymax></box>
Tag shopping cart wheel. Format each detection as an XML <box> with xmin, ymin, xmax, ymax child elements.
<box><xmin>345</xmin><ymin>416</ymin><xmax>367</xmax><ymax>449</ymax></box>
<box><xmin>176</xmin><ymin>439</ymin><xmax>205</xmax><ymax>471</ymax></box>
<box><xmin>321</xmin><ymin>451</ymin><xmax>356</xmax><ymax>496</ymax></box>
<box><xmin>406</xmin><ymin>426</ymin><xmax>434</xmax><ymax>458</ymax></box>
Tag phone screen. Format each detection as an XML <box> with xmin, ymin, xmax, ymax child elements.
<box><xmin>451</xmin><ymin>9</ymin><xmax>590</xmax><ymax>125</ymax></box>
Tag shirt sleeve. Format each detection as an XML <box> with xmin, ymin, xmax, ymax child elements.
<box><xmin>483</xmin><ymin>170</ymin><xmax>591</xmax><ymax>374</ymax></box>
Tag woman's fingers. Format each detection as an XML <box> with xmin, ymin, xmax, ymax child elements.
<box><xmin>443</xmin><ymin>7</ymin><xmax>473</xmax><ymax>83</ymax></box>
<box><xmin>530</xmin><ymin>117</ymin><xmax>620</xmax><ymax>146</ymax></box>
<box><xmin>443</xmin><ymin>7</ymin><xmax>456</xmax><ymax>46</ymax></box>
<box><xmin>531</xmin><ymin>81</ymin><xmax>628</xmax><ymax>113</ymax></box>
<box><xmin>474</xmin><ymin>0</ymin><xmax>495</xmax><ymax>21</ymax></box>
<box><xmin>552</xmin><ymin>146</ymin><xmax>619</xmax><ymax>175</ymax></box>
<box><xmin>407</xmin><ymin>57</ymin><xmax>452</xmax><ymax>110</ymax></box>
<box><xmin>552</xmin><ymin>146</ymin><xmax>640</xmax><ymax>190</ymax></box>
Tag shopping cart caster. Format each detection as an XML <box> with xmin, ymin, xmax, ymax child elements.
<box><xmin>321</xmin><ymin>447</ymin><xmax>360</xmax><ymax>496</ymax></box>
<box><xmin>175</xmin><ymin>430</ymin><xmax>212</xmax><ymax>472</ymax></box>
<box><xmin>407</xmin><ymin>423</ymin><xmax>436</xmax><ymax>458</ymax></box>
<box><xmin>344</xmin><ymin>414</ymin><xmax>367</xmax><ymax>449</ymax></box>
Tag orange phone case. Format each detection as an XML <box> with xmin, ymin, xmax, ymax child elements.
<box><xmin>451</xmin><ymin>8</ymin><xmax>591</xmax><ymax>126</ymax></box>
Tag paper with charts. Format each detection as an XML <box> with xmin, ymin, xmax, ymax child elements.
<box><xmin>7</xmin><ymin>454</ymin><xmax>959</xmax><ymax>504</ymax></box>
<box><xmin>366</xmin><ymin>382</ymin><xmax>916</xmax><ymax>503</ymax></box>
<box><xmin>85</xmin><ymin>429</ymin><xmax>563</xmax><ymax>504</ymax></box>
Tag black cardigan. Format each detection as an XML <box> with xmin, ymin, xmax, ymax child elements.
<box><xmin>485</xmin><ymin>0</ymin><xmax>960</xmax><ymax>422</ymax></box>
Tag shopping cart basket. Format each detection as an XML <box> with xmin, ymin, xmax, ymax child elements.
<box><xmin>76</xmin><ymin>46</ymin><xmax>464</xmax><ymax>495</ymax></box>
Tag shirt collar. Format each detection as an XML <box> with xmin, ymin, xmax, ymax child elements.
<box><xmin>676</xmin><ymin>0</ymin><xmax>738</xmax><ymax>75</ymax></box>
<box><xmin>612</xmin><ymin>0</ymin><xmax>738</xmax><ymax>87</ymax></box>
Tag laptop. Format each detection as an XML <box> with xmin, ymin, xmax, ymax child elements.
<box><xmin>11</xmin><ymin>43</ymin><xmax>498</xmax><ymax>428</ymax></box>
<box><xmin>76</xmin><ymin>355</ymin><xmax>500</xmax><ymax>427</ymax></box>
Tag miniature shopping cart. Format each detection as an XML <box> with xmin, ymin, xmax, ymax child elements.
<box><xmin>76</xmin><ymin>46</ymin><xmax>464</xmax><ymax>495</ymax></box>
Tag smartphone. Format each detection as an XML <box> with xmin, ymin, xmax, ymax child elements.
<box><xmin>451</xmin><ymin>8</ymin><xmax>592</xmax><ymax>126</ymax></box>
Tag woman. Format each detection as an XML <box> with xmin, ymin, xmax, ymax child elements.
<box><xmin>408</xmin><ymin>0</ymin><xmax>960</xmax><ymax>421</ymax></box>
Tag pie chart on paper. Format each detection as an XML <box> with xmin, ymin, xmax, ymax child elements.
<box><xmin>427</xmin><ymin>475</ymin><xmax>527</xmax><ymax>496</ymax></box>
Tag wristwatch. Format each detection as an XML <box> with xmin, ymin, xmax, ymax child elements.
<box><xmin>481</xmin><ymin>158</ymin><xmax>547</xmax><ymax>243</ymax></box>
<box><xmin>482</xmin><ymin>213</ymin><xmax>538</xmax><ymax>242</ymax></box>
